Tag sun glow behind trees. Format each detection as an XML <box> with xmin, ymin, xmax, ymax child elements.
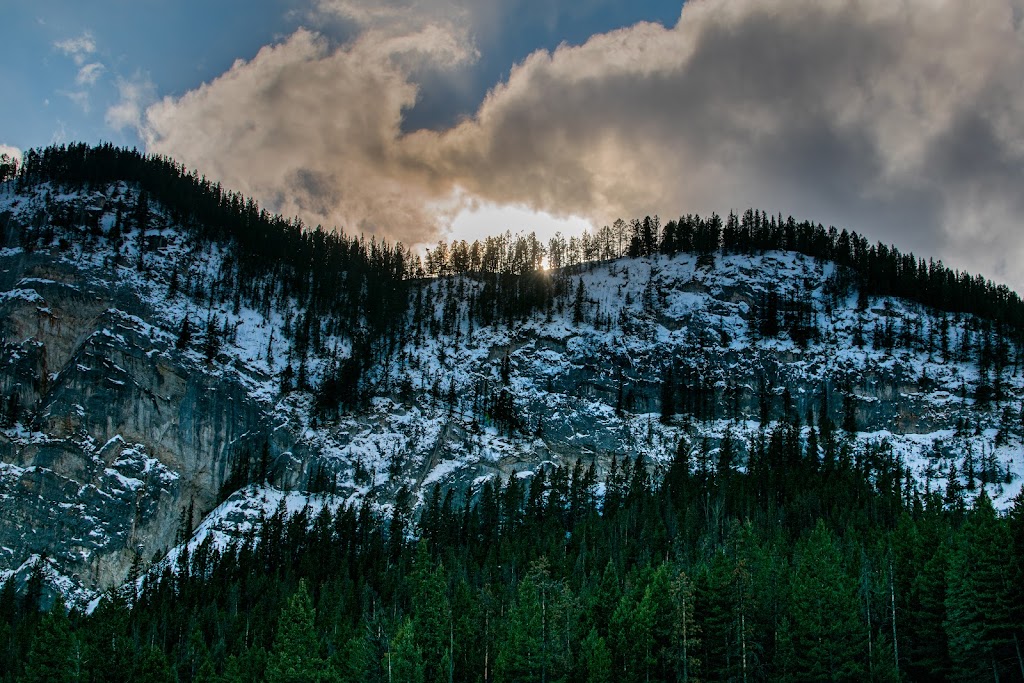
<box><xmin>447</xmin><ymin>200</ymin><xmax>593</xmax><ymax>249</ymax></box>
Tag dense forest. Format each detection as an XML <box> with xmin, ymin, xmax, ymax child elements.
<box><xmin>2</xmin><ymin>429</ymin><xmax>1023</xmax><ymax>682</ymax></box>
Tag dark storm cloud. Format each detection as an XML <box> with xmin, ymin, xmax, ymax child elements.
<box><xmin>288</xmin><ymin>168</ymin><xmax>342</xmax><ymax>220</ymax></box>
<box><xmin>139</xmin><ymin>0</ymin><xmax>1024</xmax><ymax>288</ymax></box>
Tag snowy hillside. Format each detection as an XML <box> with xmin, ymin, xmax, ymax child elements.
<box><xmin>1</xmin><ymin>170</ymin><xmax>1023</xmax><ymax>605</ymax></box>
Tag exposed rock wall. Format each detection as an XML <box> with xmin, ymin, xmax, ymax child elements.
<box><xmin>0</xmin><ymin>255</ymin><xmax>272</xmax><ymax>596</ymax></box>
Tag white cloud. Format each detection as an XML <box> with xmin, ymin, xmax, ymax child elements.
<box><xmin>55</xmin><ymin>33</ymin><xmax>104</xmax><ymax>112</ymax></box>
<box><xmin>75</xmin><ymin>62</ymin><xmax>105</xmax><ymax>87</ymax></box>
<box><xmin>50</xmin><ymin>121</ymin><xmax>68</xmax><ymax>145</ymax></box>
<box><xmin>106</xmin><ymin>73</ymin><xmax>156</xmax><ymax>132</ymax></box>
<box><xmin>54</xmin><ymin>32</ymin><xmax>96</xmax><ymax>66</ymax></box>
<box><xmin>0</xmin><ymin>144</ymin><xmax>21</xmax><ymax>161</ymax></box>
<box><xmin>312</xmin><ymin>0</ymin><xmax>475</xmax><ymax>36</ymax></box>
<box><xmin>142</xmin><ymin>25</ymin><xmax>474</xmax><ymax>244</ymax></box>
<box><xmin>137</xmin><ymin>0</ymin><xmax>1024</xmax><ymax>290</ymax></box>
<box><xmin>64</xmin><ymin>89</ymin><xmax>91</xmax><ymax>113</ymax></box>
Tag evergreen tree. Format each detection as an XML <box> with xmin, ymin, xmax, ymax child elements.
<box><xmin>609</xmin><ymin>570</ymin><xmax>655</xmax><ymax>681</ymax></box>
<box><xmin>788</xmin><ymin>521</ymin><xmax>867</xmax><ymax>681</ymax></box>
<box><xmin>266</xmin><ymin>581</ymin><xmax>328</xmax><ymax>683</ymax></box>
<box><xmin>1010</xmin><ymin>490</ymin><xmax>1024</xmax><ymax>671</ymax></box>
<box><xmin>203</xmin><ymin>315</ymin><xmax>222</xmax><ymax>363</ymax></box>
<box><xmin>176</xmin><ymin>314</ymin><xmax>192</xmax><ymax>350</ymax></box>
<box><xmin>22</xmin><ymin>599</ymin><xmax>79</xmax><ymax>683</ymax></box>
<box><xmin>944</xmin><ymin>492</ymin><xmax>1014</xmax><ymax>682</ymax></box>
<box><xmin>573</xmin><ymin>278</ymin><xmax>586</xmax><ymax>325</ymax></box>
<box><xmin>134</xmin><ymin>645</ymin><xmax>175</xmax><ymax>683</ymax></box>
<box><xmin>580</xmin><ymin>628</ymin><xmax>612</xmax><ymax>683</ymax></box>
<box><xmin>411</xmin><ymin>546</ymin><xmax>451</xmax><ymax>683</ymax></box>
<box><xmin>908</xmin><ymin>542</ymin><xmax>953</xmax><ymax>679</ymax></box>
<box><xmin>390</xmin><ymin>618</ymin><xmax>426</xmax><ymax>683</ymax></box>
<box><xmin>670</xmin><ymin>569</ymin><xmax>701</xmax><ymax>683</ymax></box>
<box><xmin>495</xmin><ymin>560</ymin><xmax>571</xmax><ymax>683</ymax></box>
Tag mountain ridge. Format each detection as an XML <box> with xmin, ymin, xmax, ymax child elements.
<box><xmin>0</xmin><ymin>144</ymin><xmax>1022</xmax><ymax>608</ymax></box>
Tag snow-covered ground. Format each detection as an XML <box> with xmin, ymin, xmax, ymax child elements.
<box><xmin>3</xmin><ymin>179</ymin><xmax>1024</xmax><ymax>605</ymax></box>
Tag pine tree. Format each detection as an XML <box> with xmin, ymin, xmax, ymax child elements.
<box><xmin>944</xmin><ymin>491</ymin><xmax>1014</xmax><ymax>682</ymax></box>
<box><xmin>642</xmin><ymin>563</ymin><xmax>683</xmax><ymax>681</ymax></box>
<box><xmin>580</xmin><ymin>628</ymin><xmax>612</xmax><ymax>683</ymax></box>
<box><xmin>496</xmin><ymin>571</ymin><xmax>545</xmax><ymax>682</ymax></box>
<box><xmin>573</xmin><ymin>278</ymin><xmax>586</xmax><ymax>325</ymax></box>
<box><xmin>411</xmin><ymin>546</ymin><xmax>451</xmax><ymax>683</ymax></box>
<box><xmin>495</xmin><ymin>560</ymin><xmax>570</xmax><ymax>683</ymax></box>
<box><xmin>788</xmin><ymin>521</ymin><xmax>867</xmax><ymax>681</ymax></box>
<box><xmin>176</xmin><ymin>315</ymin><xmax>192</xmax><ymax>350</ymax></box>
<box><xmin>944</xmin><ymin>461</ymin><xmax>965</xmax><ymax>518</ymax></box>
<box><xmin>670</xmin><ymin>568</ymin><xmax>701</xmax><ymax>683</ymax></box>
<box><xmin>1009</xmin><ymin>490</ymin><xmax>1024</xmax><ymax>674</ymax></box>
<box><xmin>699</xmin><ymin>550</ymin><xmax>746</xmax><ymax>682</ymax></box>
<box><xmin>134</xmin><ymin>645</ymin><xmax>174</xmax><ymax>683</ymax></box>
<box><xmin>609</xmin><ymin>570</ymin><xmax>655</xmax><ymax>681</ymax></box>
<box><xmin>22</xmin><ymin>599</ymin><xmax>79</xmax><ymax>683</ymax></box>
<box><xmin>203</xmin><ymin>315</ymin><xmax>221</xmax><ymax>363</ymax></box>
<box><xmin>908</xmin><ymin>542</ymin><xmax>952</xmax><ymax>679</ymax></box>
<box><xmin>266</xmin><ymin>580</ymin><xmax>327</xmax><ymax>683</ymax></box>
<box><xmin>390</xmin><ymin>618</ymin><xmax>426</xmax><ymax>683</ymax></box>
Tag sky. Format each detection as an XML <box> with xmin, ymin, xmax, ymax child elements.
<box><xmin>4</xmin><ymin>0</ymin><xmax>1024</xmax><ymax>292</ymax></box>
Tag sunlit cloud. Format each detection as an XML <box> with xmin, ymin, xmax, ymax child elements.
<box><xmin>141</xmin><ymin>25</ymin><xmax>475</xmax><ymax>245</ymax></box>
<box><xmin>446</xmin><ymin>192</ymin><xmax>593</xmax><ymax>248</ymax></box>
<box><xmin>133</xmin><ymin>0</ymin><xmax>1024</xmax><ymax>289</ymax></box>
<box><xmin>106</xmin><ymin>73</ymin><xmax>156</xmax><ymax>132</ymax></box>
<box><xmin>0</xmin><ymin>144</ymin><xmax>21</xmax><ymax>161</ymax></box>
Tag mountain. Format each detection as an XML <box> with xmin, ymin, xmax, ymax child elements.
<box><xmin>0</xmin><ymin>145</ymin><xmax>1022</xmax><ymax>606</ymax></box>
<box><xmin>0</xmin><ymin>147</ymin><xmax>1015</xmax><ymax>679</ymax></box>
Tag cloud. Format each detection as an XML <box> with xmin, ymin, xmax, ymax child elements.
<box><xmin>55</xmin><ymin>33</ymin><xmax>104</xmax><ymax>112</ymax></box>
<box><xmin>411</xmin><ymin>0</ymin><xmax>1024</xmax><ymax>279</ymax></box>
<box><xmin>75</xmin><ymin>62</ymin><xmax>105</xmax><ymax>87</ymax></box>
<box><xmin>54</xmin><ymin>32</ymin><xmax>96</xmax><ymax>66</ymax></box>
<box><xmin>142</xmin><ymin>24</ymin><xmax>474</xmax><ymax>245</ymax></box>
<box><xmin>64</xmin><ymin>89</ymin><xmax>91</xmax><ymax>113</ymax></box>
<box><xmin>139</xmin><ymin>0</ymin><xmax>1024</xmax><ymax>289</ymax></box>
<box><xmin>50</xmin><ymin>121</ymin><xmax>69</xmax><ymax>145</ymax></box>
<box><xmin>106</xmin><ymin>73</ymin><xmax>156</xmax><ymax>132</ymax></box>
<box><xmin>0</xmin><ymin>144</ymin><xmax>21</xmax><ymax>161</ymax></box>
<box><xmin>313</xmin><ymin>0</ymin><xmax>469</xmax><ymax>30</ymax></box>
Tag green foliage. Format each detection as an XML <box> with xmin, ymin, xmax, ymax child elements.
<box><xmin>134</xmin><ymin>645</ymin><xmax>175</xmax><ymax>682</ymax></box>
<box><xmin>580</xmin><ymin>628</ymin><xmax>612</xmax><ymax>683</ymax></box>
<box><xmin>266</xmin><ymin>580</ymin><xmax>329</xmax><ymax>683</ymax></box>
<box><xmin>787</xmin><ymin>521</ymin><xmax>866</xmax><ymax>681</ymax></box>
<box><xmin>495</xmin><ymin>559</ymin><xmax>574</xmax><ymax>683</ymax></box>
<box><xmin>410</xmin><ymin>546</ymin><xmax>450</xmax><ymax>683</ymax></box>
<box><xmin>389</xmin><ymin>618</ymin><xmax>425</xmax><ymax>683</ymax></box>
<box><xmin>944</xmin><ymin>492</ymin><xmax>1015</xmax><ymax>682</ymax></box>
<box><xmin>0</xmin><ymin>440</ymin><xmax>1019</xmax><ymax>682</ymax></box>
<box><xmin>22</xmin><ymin>600</ymin><xmax>78</xmax><ymax>683</ymax></box>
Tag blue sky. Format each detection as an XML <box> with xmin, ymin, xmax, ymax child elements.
<box><xmin>3</xmin><ymin>1</ymin><xmax>292</xmax><ymax>148</ymax></box>
<box><xmin>4</xmin><ymin>1</ymin><xmax>1024</xmax><ymax>292</ymax></box>
<box><xmin>1</xmin><ymin>1</ymin><xmax>681</xmax><ymax>150</ymax></box>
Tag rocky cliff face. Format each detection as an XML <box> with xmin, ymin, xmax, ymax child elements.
<box><xmin>0</xmin><ymin>179</ymin><xmax>1022</xmax><ymax>605</ymax></box>
<box><xmin>0</xmin><ymin>245</ymin><xmax>274</xmax><ymax>600</ymax></box>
